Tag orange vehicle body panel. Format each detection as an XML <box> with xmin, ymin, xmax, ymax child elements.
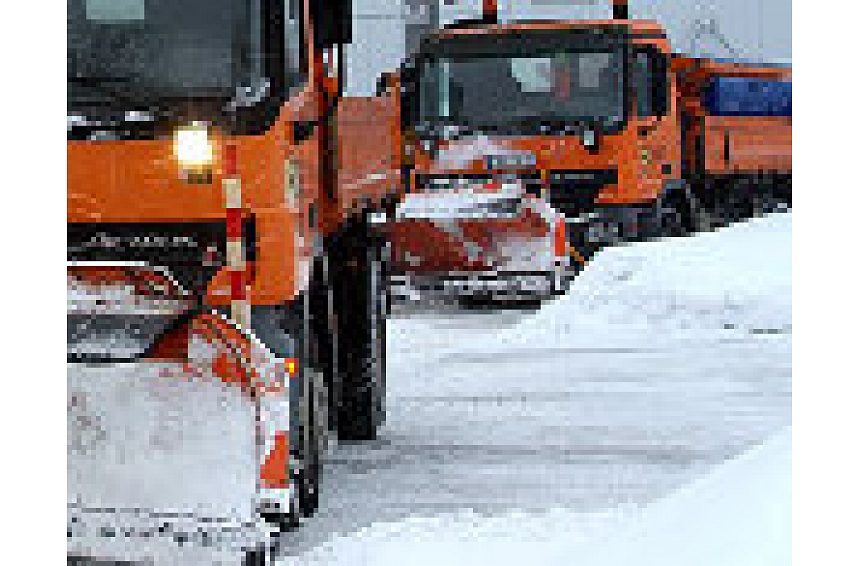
<box><xmin>673</xmin><ymin>56</ymin><xmax>792</xmax><ymax>177</ymax></box>
<box><xmin>389</xmin><ymin>219</ymin><xmax>479</xmax><ymax>272</ymax></box>
<box><xmin>701</xmin><ymin>116</ymin><xmax>792</xmax><ymax>175</ymax></box>
<box><xmin>388</xmin><ymin>209</ymin><xmax>552</xmax><ymax>273</ymax></box>
<box><xmin>434</xmin><ymin>19</ymin><xmax>667</xmax><ymax>41</ymax></box>
<box><xmin>335</xmin><ymin>95</ymin><xmax>401</xmax><ymax>215</ymax></box>
<box><xmin>68</xmin><ymin>83</ymin><xmax>327</xmax><ymax>307</ymax></box>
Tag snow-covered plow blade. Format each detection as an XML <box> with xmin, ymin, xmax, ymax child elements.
<box><xmin>68</xmin><ymin>263</ymin><xmax>292</xmax><ymax>565</ymax></box>
<box><xmin>67</xmin><ymin>363</ymin><xmax>268</xmax><ymax>563</ymax></box>
<box><xmin>389</xmin><ymin>181</ymin><xmax>572</xmax><ymax>302</ymax></box>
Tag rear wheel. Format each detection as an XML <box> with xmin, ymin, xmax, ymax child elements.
<box><xmin>657</xmin><ymin>192</ymin><xmax>695</xmax><ymax>237</ymax></box>
<box><xmin>331</xmin><ymin>217</ymin><xmax>388</xmax><ymax>442</ymax></box>
<box><xmin>651</xmin><ymin>182</ymin><xmax>716</xmax><ymax>239</ymax></box>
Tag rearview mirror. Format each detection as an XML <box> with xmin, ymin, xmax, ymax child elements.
<box><xmin>311</xmin><ymin>0</ymin><xmax>352</xmax><ymax>48</ymax></box>
<box><xmin>376</xmin><ymin>72</ymin><xmax>395</xmax><ymax>96</ymax></box>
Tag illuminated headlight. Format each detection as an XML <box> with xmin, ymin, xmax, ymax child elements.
<box><xmin>174</xmin><ymin>122</ymin><xmax>214</xmax><ymax>168</ymax></box>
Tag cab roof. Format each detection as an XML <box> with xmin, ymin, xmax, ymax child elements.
<box><xmin>433</xmin><ymin>19</ymin><xmax>667</xmax><ymax>41</ymax></box>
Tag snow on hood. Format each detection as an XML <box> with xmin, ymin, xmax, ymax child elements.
<box><xmin>395</xmin><ymin>181</ymin><xmax>524</xmax><ymax>220</ymax></box>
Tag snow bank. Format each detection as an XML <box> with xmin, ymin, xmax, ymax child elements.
<box><xmin>391</xmin><ymin>213</ymin><xmax>791</xmax><ymax>361</ymax></box>
<box><xmin>566</xmin><ymin>427</ymin><xmax>791</xmax><ymax>566</ymax></box>
<box><xmin>493</xmin><ymin>212</ymin><xmax>792</xmax><ymax>351</ymax></box>
<box><xmin>280</xmin><ymin>428</ymin><xmax>790</xmax><ymax>566</ymax></box>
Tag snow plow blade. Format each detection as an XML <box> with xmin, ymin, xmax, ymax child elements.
<box><xmin>389</xmin><ymin>182</ymin><xmax>572</xmax><ymax>301</ymax></box>
<box><xmin>68</xmin><ymin>263</ymin><xmax>292</xmax><ymax>565</ymax></box>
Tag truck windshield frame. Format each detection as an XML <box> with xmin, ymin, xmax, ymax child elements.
<box><xmin>406</xmin><ymin>27</ymin><xmax>631</xmax><ymax>137</ymax></box>
<box><xmin>67</xmin><ymin>0</ymin><xmax>306</xmax><ymax>134</ymax></box>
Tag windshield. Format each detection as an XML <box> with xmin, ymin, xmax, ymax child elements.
<box><xmin>68</xmin><ymin>0</ymin><xmax>264</xmax><ymax>107</ymax></box>
<box><xmin>413</xmin><ymin>33</ymin><xmax>627</xmax><ymax>135</ymax></box>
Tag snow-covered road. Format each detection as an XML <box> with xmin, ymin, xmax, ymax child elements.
<box><xmin>276</xmin><ymin>213</ymin><xmax>792</xmax><ymax>563</ymax></box>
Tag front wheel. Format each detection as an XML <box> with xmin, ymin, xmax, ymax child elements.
<box><xmin>294</xmin><ymin>285</ymin><xmax>331</xmax><ymax>517</ymax></box>
<box><xmin>248</xmin><ymin>301</ymin><xmax>325</xmax><ymax>520</ymax></box>
<box><xmin>657</xmin><ymin>193</ymin><xmax>694</xmax><ymax>237</ymax></box>
<box><xmin>650</xmin><ymin>184</ymin><xmax>712</xmax><ymax>239</ymax></box>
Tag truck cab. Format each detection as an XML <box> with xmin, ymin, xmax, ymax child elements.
<box><xmin>374</xmin><ymin>16</ymin><xmax>680</xmax><ymax>297</ymax></box>
<box><xmin>67</xmin><ymin>1</ymin><xmax>390</xmax><ymax>563</ymax></box>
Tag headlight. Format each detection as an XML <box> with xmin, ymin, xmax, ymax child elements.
<box><xmin>174</xmin><ymin>122</ymin><xmax>214</xmax><ymax>168</ymax></box>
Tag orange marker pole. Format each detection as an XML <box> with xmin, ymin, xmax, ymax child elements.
<box><xmin>223</xmin><ymin>144</ymin><xmax>251</xmax><ymax>329</ymax></box>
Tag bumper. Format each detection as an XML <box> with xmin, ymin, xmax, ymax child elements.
<box><xmin>573</xmin><ymin>204</ymin><xmax>657</xmax><ymax>246</ymax></box>
<box><xmin>68</xmin><ymin>504</ymin><xmax>277</xmax><ymax>564</ymax></box>
<box><xmin>391</xmin><ymin>268</ymin><xmax>572</xmax><ymax>302</ymax></box>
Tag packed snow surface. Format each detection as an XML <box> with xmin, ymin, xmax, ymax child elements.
<box><xmin>282</xmin><ymin>428</ymin><xmax>790</xmax><ymax>566</ymax></box>
<box><xmin>278</xmin><ymin>213</ymin><xmax>791</xmax><ymax>564</ymax></box>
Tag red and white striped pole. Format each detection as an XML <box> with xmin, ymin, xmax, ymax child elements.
<box><xmin>223</xmin><ymin>143</ymin><xmax>251</xmax><ymax>329</ymax></box>
<box><xmin>482</xmin><ymin>0</ymin><xmax>498</xmax><ymax>22</ymax></box>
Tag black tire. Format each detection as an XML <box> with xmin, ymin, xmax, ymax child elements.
<box><xmin>244</xmin><ymin>549</ymin><xmax>267</xmax><ymax>566</ymax></box>
<box><xmin>331</xmin><ymin>218</ymin><xmax>387</xmax><ymax>442</ymax></box>
<box><xmin>291</xmin><ymin>292</ymin><xmax>329</xmax><ymax>518</ymax></box>
<box><xmin>657</xmin><ymin>192</ymin><xmax>695</xmax><ymax>237</ymax></box>
<box><xmin>248</xmin><ymin>301</ymin><xmax>324</xmax><ymax>520</ymax></box>
<box><xmin>310</xmin><ymin>253</ymin><xmax>338</xmax><ymax>433</ymax></box>
<box><xmin>251</xmin><ymin>296</ymin><xmax>328</xmax><ymax>519</ymax></box>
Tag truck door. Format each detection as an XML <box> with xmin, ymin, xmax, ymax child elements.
<box><xmin>632</xmin><ymin>45</ymin><xmax>680</xmax><ymax>202</ymax></box>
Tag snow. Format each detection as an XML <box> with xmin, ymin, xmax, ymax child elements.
<box><xmin>276</xmin><ymin>212</ymin><xmax>791</xmax><ymax>565</ymax></box>
<box><xmin>281</xmin><ymin>428</ymin><xmax>790</xmax><ymax>566</ymax></box>
<box><xmin>500</xmin><ymin>213</ymin><xmax>790</xmax><ymax>348</ymax></box>
<box><xmin>568</xmin><ymin>427</ymin><xmax>791</xmax><ymax>566</ymax></box>
<box><xmin>394</xmin><ymin>212</ymin><xmax>791</xmax><ymax>361</ymax></box>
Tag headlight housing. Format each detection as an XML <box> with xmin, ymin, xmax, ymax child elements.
<box><xmin>174</xmin><ymin>122</ymin><xmax>214</xmax><ymax>169</ymax></box>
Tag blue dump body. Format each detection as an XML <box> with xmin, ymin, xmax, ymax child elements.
<box><xmin>704</xmin><ymin>76</ymin><xmax>792</xmax><ymax>117</ymax></box>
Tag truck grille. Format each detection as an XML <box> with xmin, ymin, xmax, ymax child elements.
<box><xmin>525</xmin><ymin>169</ymin><xmax>618</xmax><ymax>218</ymax></box>
<box><xmin>67</xmin><ymin>220</ymin><xmax>256</xmax><ymax>296</ymax></box>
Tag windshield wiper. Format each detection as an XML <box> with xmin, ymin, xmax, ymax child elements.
<box><xmin>68</xmin><ymin>74</ymin><xmax>177</xmax><ymax>127</ymax></box>
<box><xmin>503</xmin><ymin>112</ymin><xmax>605</xmax><ymax>136</ymax></box>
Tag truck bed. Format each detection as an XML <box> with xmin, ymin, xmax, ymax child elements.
<box><xmin>674</xmin><ymin>56</ymin><xmax>792</xmax><ymax>178</ymax></box>
<box><xmin>701</xmin><ymin>116</ymin><xmax>791</xmax><ymax>175</ymax></box>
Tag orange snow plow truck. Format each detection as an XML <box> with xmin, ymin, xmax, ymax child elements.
<box><xmin>358</xmin><ymin>0</ymin><xmax>790</xmax><ymax>281</ymax></box>
<box><xmin>68</xmin><ymin>1</ymin><xmax>394</xmax><ymax>564</ymax></box>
